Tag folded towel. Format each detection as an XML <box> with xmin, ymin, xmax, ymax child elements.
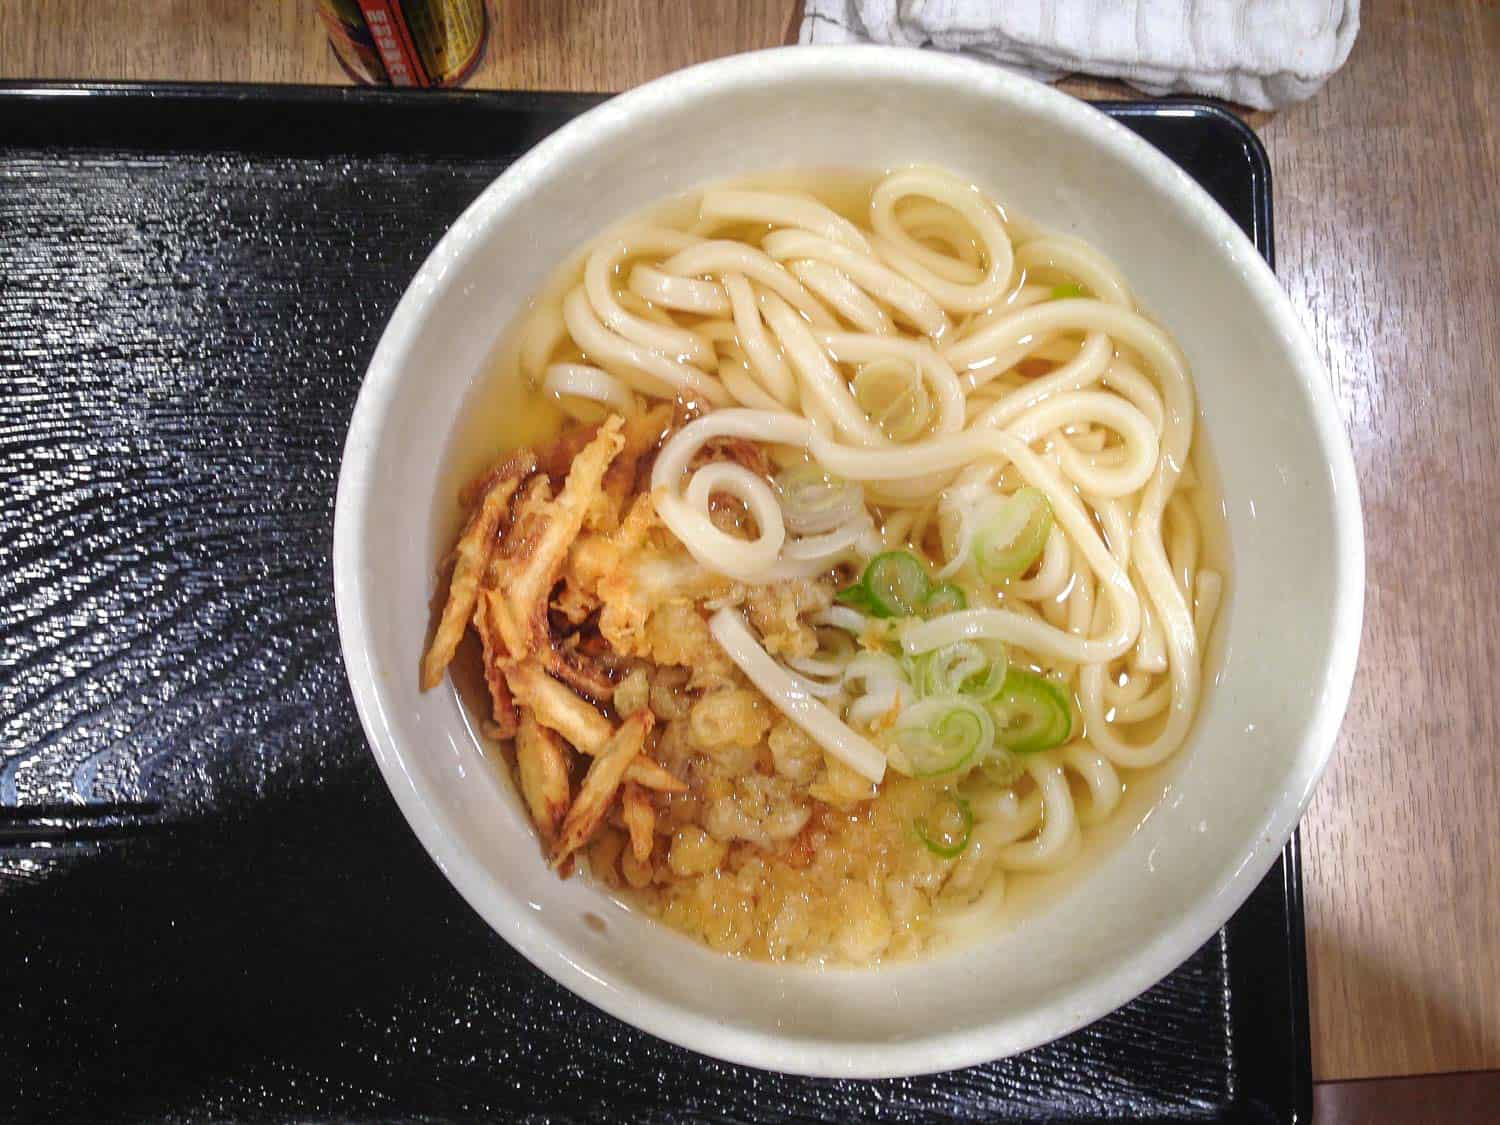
<box><xmin>798</xmin><ymin>0</ymin><xmax>1360</xmax><ymax>110</ymax></box>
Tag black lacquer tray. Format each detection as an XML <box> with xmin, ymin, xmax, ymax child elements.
<box><xmin>0</xmin><ymin>83</ymin><xmax>1309</xmax><ymax>1124</ymax></box>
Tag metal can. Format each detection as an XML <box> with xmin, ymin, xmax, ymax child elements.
<box><xmin>318</xmin><ymin>0</ymin><xmax>488</xmax><ymax>88</ymax></box>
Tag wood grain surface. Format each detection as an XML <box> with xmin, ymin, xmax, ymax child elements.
<box><xmin>2</xmin><ymin>0</ymin><xmax>1496</xmax><ymax>1085</ymax></box>
<box><xmin>1265</xmin><ymin>1</ymin><xmax>1500</xmax><ymax>1083</ymax></box>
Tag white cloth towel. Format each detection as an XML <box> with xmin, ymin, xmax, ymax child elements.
<box><xmin>799</xmin><ymin>0</ymin><xmax>1359</xmax><ymax>110</ymax></box>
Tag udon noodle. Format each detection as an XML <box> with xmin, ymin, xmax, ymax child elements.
<box><xmin>427</xmin><ymin>165</ymin><xmax>1226</xmax><ymax>962</ymax></box>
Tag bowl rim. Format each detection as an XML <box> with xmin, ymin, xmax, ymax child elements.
<box><xmin>332</xmin><ymin>44</ymin><xmax>1364</xmax><ymax>1078</ymax></box>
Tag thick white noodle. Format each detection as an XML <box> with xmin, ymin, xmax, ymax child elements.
<box><xmin>659</xmin><ymin>241</ymin><xmax>838</xmax><ymax>329</ymax></box>
<box><xmin>996</xmin><ymin>753</ymin><xmax>1078</xmax><ymax>869</ymax></box>
<box><xmin>628</xmin><ymin>263</ymin><xmax>730</xmax><ymax>316</ymax></box>
<box><xmin>1061</xmin><ymin>744</ymin><xmax>1123</xmax><ymax>827</ymax></box>
<box><xmin>761</xmin><ymin>229</ymin><xmax>950</xmax><ymax>338</ymax></box>
<box><xmin>1014</xmin><ymin>235</ymin><xmax>1132</xmax><ymax>307</ymax></box>
<box><xmin>542</xmin><ymin>363</ymin><xmax>636</xmax><ymax>415</ymax></box>
<box><xmin>761</xmin><ymin>292</ymin><xmax>886</xmax><ymax>445</ymax></box>
<box><xmin>723</xmin><ymin>273</ymin><xmax>798</xmax><ymax>407</ymax></box>
<box><xmin>869</xmin><ymin>166</ymin><xmax>1015</xmax><ymax>313</ymax></box>
<box><xmin>700</xmin><ymin>188</ymin><xmax>872</xmax><ymax>252</ymax></box>
<box><xmin>584</xmin><ymin>227</ymin><xmax>712</xmax><ymax>366</ymax></box>
<box><xmin>790</xmin><ymin>260</ymin><xmax>895</xmax><ymax>335</ymax></box>
<box><xmin>710</xmin><ymin>608</ymin><xmax>887</xmax><ymax>783</ymax></box>
<box><xmin>969</xmin><ymin>333</ymin><xmax>1112</xmax><ymax>430</ymax></box>
<box><xmin>1004</xmin><ymin>526</ymin><xmax>1072</xmax><ymax>600</ymax></box>
<box><xmin>562</xmin><ymin>287</ymin><xmax>730</xmax><ymax>406</ymax></box>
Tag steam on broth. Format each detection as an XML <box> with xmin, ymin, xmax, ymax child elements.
<box><xmin>424</xmin><ymin>166</ymin><xmax>1229</xmax><ymax>963</ymax></box>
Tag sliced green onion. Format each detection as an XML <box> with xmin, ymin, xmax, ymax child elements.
<box><xmin>834</xmin><ymin>581</ymin><xmax>879</xmax><ymax>614</ymax></box>
<box><xmin>853</xmin><ymin>357</ymin><xmax>931</xmax><ymax>442</ymax></box>
<box><xmin>918</xmin><ymin>640</ymin><xmax>1008</xmax><ymax>702</ymax></box>
<box><xmin>973</xmin><ymin>487</ymin><xmax>1053</xmax><ymax>583</ymax></box>
<box><xmin>979</xmin><ymin>749</ymin><xmax>1024</xmax><ymax>787</ymax></box>
<box><xmin>893</xmin><ymin>697</ymin><xmax>995</xmax><ymax>777</ymax></box>
<box><xmin>915</xmin><ymin>793</ymin><xmax>973</xmax><ymax>858</ymax></box>
<box><xmin>775</xmin><ymin>463</ymin><xmax>863</xmax><ymax>535</ymax></box>
<box><xmin>859</xmin><ymin>551</ymin><xmax>932</xmax><ymax>618</ymax></box>
<box><xmin>1050</xmin><ymin>282</ymin><xmax>1088</xmax><ymax>300</ymax></box>
<box><xmin>923</xmin><ymin>582</ymin><xmax>967</xmax><ymax>616</ymax></box>
<box><xmin>836</xmin><ymin>554</ymin><xmax>971</xmax><ymax>621</ymax></box>
<box><xmin>990</xmin><ymin>667</ymin><xmax>1073</xmax><ymax>754</ymax></box>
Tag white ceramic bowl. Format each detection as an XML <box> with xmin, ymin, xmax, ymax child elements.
<box><xmin>333</xmin><ymin>47</ymin><xmax>1362</xmax><ymax>1078</ymax></box>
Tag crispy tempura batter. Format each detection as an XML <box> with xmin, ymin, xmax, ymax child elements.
<box><xmin>504</xmin><ymin>658</ymin><xmax>682</xmax><ymax>792</ymax></box>
<box><xmin>457</xmin><ymin>448</ymin><xmax>538</xmax><ymax>511</ymax></box>
<box><xmin>601</xmin><ymin>403</ymin><xmax>673</xmax><ymax>527</ymax></box>
<box><xmin>421</xmin><ymin>410</ymin><xmax>833</xmax><ymax>891</ymax></box>
<box><xmin>492</xmin><ymin>421</ymin><xmax>628</xmax><ymax>700</ymax></box>
<box><xmin>553</xmin><ymin>711</ymin><xmax>652</xmax><ymax>866</ymax></box>
<box><xmin>577</xmin><ymin>493</ymin><xmax>736</xmax><ymax>661</ymax></box>
<box><xmin>621</xmin><ymin>781</ymin><xmax>656</xmax><ymax>863</ymax></box>
<box><xmin>473</xmin><ymin>590</ymin><xmax>520</xmax><ymax>738</ymax></box>
<box><xmin>516</xmin><ymin>711</ymin><xmax>571</xmax><ymax>850</ymax></box>
<box><xmin>623</xmin><ymin>756</ymin><xmax>689</xmax><ymax>794</ymax></box>
<box><xmin>505</xmin><ymin>660</ymin><xmax>613</xmax><ymax>752</ymax></box>
<box><xmin>503</xmin><ymin>418</ymin><xmax>624</xmax><ymax>660</ymax></box>
<box><xmin>691</xmin><ymin>434</ymin><xmax>771</xmax><ymax>478</ymax></box>
<box><xmin>421</xmin><ymin>450</ymin><xmax>534</xmax><ymax>691</ymax></box>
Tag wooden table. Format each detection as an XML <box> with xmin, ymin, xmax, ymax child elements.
<box><xmin>3</xmin><ymin>0</ymin><xmax>1496</xmax><ymax>1097</ymax></box>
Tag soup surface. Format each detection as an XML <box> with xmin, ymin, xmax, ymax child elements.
<box><xmin>422</xmin><ymin>166</ymin><xmax>1228</xmax><ymax>964</ymax></box>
